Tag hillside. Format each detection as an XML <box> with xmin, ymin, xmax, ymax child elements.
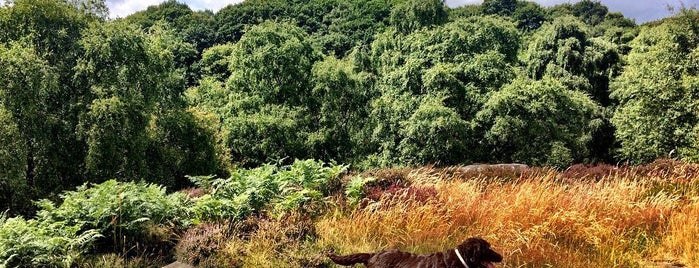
<box><xmin>2</xmin><ymin>159</ymin><xmax>698</xmax><ymax>267</ymax></box>
<box><xmin>1</xmin><ymin>0</ymin><xmax>699</xmax><ymax>267</ymax></box>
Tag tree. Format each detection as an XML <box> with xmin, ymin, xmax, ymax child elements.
<box><xmin>513</xmin><ymin>1</ymin><xmax>546</xmax><ymax>31</ymax></box>
<box><xmin>366</xmin><ymin>16</ymin><xmax>519</xmax><ymax>166</ymax></box>
<box><xmin>525</xmin><ymin>16</ymin><xmax>621</xmax><ymax>105</ymax></box>
<box><xmin>398</xmin><ymin>95</ymin><xmax>470</xmax><ymax>165</ymax></box>
<box><xmin>547</xmin><ymin>0</ymin><xmax>609</xmax><ymax>27</ymax></box>
<box><xmin>197</xmin><ymin>21</ymin><xmax>321</xmax><ymax>166</ymax></box>
<box><xmin>146</xmin><ymin>110</ymin><xmax>222</xmax><ymax>189</ymax></box>
<box><xmin>226</xmin><ymin>21</ymin><xmax>319</xmax><ymax>106</ymax></box>
<box><xmin>318</xmin><ymin>0</ymin><xmax>392</xmax><ymax>56</ymax></box>
<box><xmin>474</xmin><ymin>77</ymin><xmax>603</xmax><ymax>167</ymax></box>
<box><xmin>0</xmin><ymin>106</ymin><xmax>29</xmax><ymax>215</ymax></box>
<box><xmin>0</xmin><ymin>0</ymin><xmax>88</xmax><ymax>74</ymax></box>
<box><xmin>197</xmin><ymin>43</ymin><xmax>236</xmax><ymax>81</ymax></box>
<box><xmin>570</xmin><ymin>0</ymin><xmax>608</xmax><ymax>26</ymax></box>
<box><xmin>125</xmin><ymin>0</ymin><xmax>215</xmax><ymax>53</ymax></box>
<box><xmin>482</xmin><ymin>0</ymin><xmax>516</xmax><ymax>16</ymax></box>
<box><xmin>309</xmin><ymin>52</ymin><xmax>376</xmax><ymax>162</ymax></box>
<box><xmin>0</xmin><ymin>0</ymin><xmax>95</xmax><ymax>198</ymax></box>
<box><xmin>389</xmin><ymin>0</ymin><xmax>447</xmax><ymax>34</ymax></box>
<box><xmin>214</xmin><ymin>0</ymin><xmax>287</xmax><ymax>44</ymax></box>
<box><xmin>67</xmin><ymin>0</ymin><xmax>109</xmax><ymax>19</ymax></box>
<box><xmin>0</xmin><ymin>42</ymin><xmax>61</xmax><ymax>200</ymax></box>
<box><xmin>611</xmin><ymin>9</ymin><xmax>699</xmax><ymax>163</ymax></box>
<box><xmin>124</xmin><ymin>2</ymin><xmax>211</xmax><ymax>85</ymax></box>
<box><xmin>75</xmin><ymin>21</ymin><xmax>183</xmax><ymax>182</ymax></box>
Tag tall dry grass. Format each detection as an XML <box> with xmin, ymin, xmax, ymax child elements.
<box><xmin>316</xmin><ymin>161</ymin><xmax>699</xmax><ymax>267</ymax></box>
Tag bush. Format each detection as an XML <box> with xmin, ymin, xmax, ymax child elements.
<box><xmin>0</xmin><ymin>214</ymin><xmax>101</xmax><ymax>268</ymax></box>
<box><xmin>190</xmin><ymin>159</ymin><xmax>347</xmax><ymax>222</ymax></box>
<box><xmin>34</xmin><ymin>180</ymin><xmax>191</xmax><ymax>254</ymax></box>
<box><xmin>345</xmin><ymin>175</ymin><xmax>377</xmax><ymax>206</ymax></box>
<box><xmin>175</xmin><ymin>222</ymin><xmax>232</xmax><ymax>267</ymax></box>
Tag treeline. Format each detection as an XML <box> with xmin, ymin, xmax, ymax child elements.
<box><xmin>1</xmin><ymin>0</ymin><xmax>698</xmax><ymax>215</ymax></box>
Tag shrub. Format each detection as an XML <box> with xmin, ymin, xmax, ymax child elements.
<box><xmin>345</xmin><ymin>175</ymin><xmax>377</xmax><ymax>206</ymax></box>
<box><xmin>220</xmin><ymin>215</ymin><xmax>327</xmax><ymax>267</ymax></box>
<box><xmin>175</xmin><ymin>222</ymin><xmax>231</xmax><ymax>267</ymax></box>
<box><xmin>190</xmin><ymin>159</ymin><xmax>347</xmax><ymax>222</ymax></box>
<box><xmin>34</xmin><ymin>180</ymin><xmax>191</xmax><ymax>253</ymax></box>
<box><xmin>0</xmin><ymin>214</ymin><xmax>101</xmax><ymax>268</ymax></box>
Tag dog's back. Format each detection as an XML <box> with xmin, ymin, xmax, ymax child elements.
<box><xmin>328</xmin><ymin>253</ymin><xmax>373</xmax><ymax>266</ymax></box>
<box><xmin>329</xmin><ymin>237</ymin><xmax>502</xmax><ymax>268</ymax></box>
<box><xmin>330</xmin><ymin>249</ymin><xmax>445</xmax><ymax>267</ymax></box>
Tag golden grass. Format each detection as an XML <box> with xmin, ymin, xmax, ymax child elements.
<box><xmin>316</xmin><ymin>166</ymin><xmax>699</xmax><ymax>268</ymax></box>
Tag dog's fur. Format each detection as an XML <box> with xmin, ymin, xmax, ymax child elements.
<box><xmin>328</xmin><ymin>237</ymin><xmax>502</xmax><ymax>268</ymax></box>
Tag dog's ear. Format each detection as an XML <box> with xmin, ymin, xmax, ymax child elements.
<box><xmin>459</xmin><ymin>238</ymin><xmax>482</xmax><ymax>263</ymax></box>
<box><xmin>469</xmin><ymin>242</ymin><xmax>481</xmax><ymax>263</ymax></box>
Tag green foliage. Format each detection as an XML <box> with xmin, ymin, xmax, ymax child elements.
<box><xmin>0</xmin><ymin>107</ymin><xmax>28</xmax><ymax>215</ymax></box>
<box><xmin>199</xmin><ymin>21</ymin><xmax>326</xmax><ymax>166</ymax></box>
<box><xmin>390</xmin><ymin>0</ymin><xmax>447</xmax><ymax>34</ymax></box>
<box><xmin>474</xmin><ymin>77</ymin><xmax>603</xmax><ymax>167</ymax></box>
<box><xmin>482</xmin><ymin>0</ymin><xmax>516</xmax><ymax>16</ymax></box>
<box><xmin>197</xmin><ymin>43</ymin><xmax>235</xmax><ymax>81</ymax></box>
<box><xmin>0</xmin><ymin>180</ymin><xmax>189</xmax><ymax>267</ymax></box>
<box><xmin>366</xmin><ymin>15</ymin><xmax>519</xmax><ymax>166</ymax></box>
<box><xmin>191</xmin><ymin>160</ymin><xmax>347</xmax><ymax>222</ymax></box>
<box><xmin>125</xmin><ymin>0</ymin><xmax>215</xmax><ymax>52</ymax></box>
<box><xmin>0</xmin><ymin>41</ymin><xmax>64</xmax><ymax>198</ymax></box>
<box><xmin>611</xmin><ymin>9</ymin><xmax>699</xmax><ymax>163</ymax></box>
<box><xmin>223</xmin><ymin>103</ymin><xmax>309</xmax><ymax>167</ymax></box>
<box><xmin>0</xmin><ymin>215</ymin><xmax>101</xmax><ymax>268</ymax></box>
<box><xmin>569</xmin><ymin>0</ymin><xmax>609</xmax><ymax>26</ymax></box>
<box><xmin>525</xmin><ymin>16</ymin><xmax>590</xmax><ymax>81</ymax></box>
<box><xmin>75</xmin><ymin>20</ymin><xmax>197</xmax><ymax>183</ymax></box>
<box><xmin>448</xmin><ymin>5</ymin><xmax>481</xmax><ymax>20</ymax></box>
<box><xmin>398</xmin><ymin>96</ymin><xmax>470</xmax><ymax>165</ymax></box>
<box><xmin>67</xmin><ymin>0</ymin><xmax>109</xmax><ymax>19</ymax></box>
<box><xmin>124</xmin><ymin>0</ymin><xmax>212</xmax><ymax>85</ymax></box>
<box><xmin>309</xmin><ymin>54</ymin><xmax>376</xmax><ymax>162</ymax></box>
<box><xmin>318</xmin><ymin>0</ymin><xmax>391</xmax><ymax>56</ymax></box>
<box><xmin>213</xmin><ymin>0</ymin><xmax>288</xmax><ymax>44</ymax></box>
<box><xmin>36</xmin><ymin>180</ymin><xmax>191</xmax><ymax>244</ymax></box>
<box><xmin>0</xmin><ymin>0</ymin><xmax>89</xmax><ymax>73</ymax></box>
<box><xmin>525</xmin><ymin>15</ymin><xmax>622</xmax><ymax>106</ymax></box>
<box><xmin>146</xmin><ymin>110</ymin><xmax>222</xmax><ymax>189</ymax></box>
<box><xmin>345</xmin><ymin>176</ymin><xmax>376</xmax><ymax>206</ymax></box>
<box><xmin>512</xmin><ymin>1</ymin><xmax>546</xmax><ymax>31</ymax></box>
<box><xmin>226</xmin><ymin>21</ymin><xmax>318</xmax><ymax>106</ymax></box>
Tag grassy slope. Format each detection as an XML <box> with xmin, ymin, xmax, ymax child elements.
<box><xmin>192</xmin><ymin>161</ymin><xmax>699</xmax><ymax>267</ymax></box>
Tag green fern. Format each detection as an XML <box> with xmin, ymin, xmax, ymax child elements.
<box><xmin>345</xmin><ymin>175</ymin><xmax>377</xmax><ymax>206</ymax></box>
<box><xmin>190</xmin><ymin>159</ymin><xmax>348</xmax><ymax>222</ymax></box>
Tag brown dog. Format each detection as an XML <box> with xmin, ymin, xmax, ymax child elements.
<box><xmin>328</xmin><ymin>237</ymin><xmax>502</xmax><ymax>268</ymax></box>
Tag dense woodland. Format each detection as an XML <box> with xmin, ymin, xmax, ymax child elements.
<box><xmin>0</xmin><ymin>0</ymin><xmax>698</xmax><ymax>215</ymax></box>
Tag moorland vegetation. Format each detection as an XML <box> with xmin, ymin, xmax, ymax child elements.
<box><xmin>1</xmin><ymin>0</ymin><xmax>699</xmax><ymax>267</ymax></box>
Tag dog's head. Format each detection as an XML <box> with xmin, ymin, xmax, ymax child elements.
<box><xmin>456</xmin><ymin>237</ymin><xmax>503</xmax><ymax>268</ymax></box>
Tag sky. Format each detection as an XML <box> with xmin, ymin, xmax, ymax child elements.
<box><xmin>106</xmin><ymin>0</ymin><xmax>698</xmax><ymax>23</ymax></box>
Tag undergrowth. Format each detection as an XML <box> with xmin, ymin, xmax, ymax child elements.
<box><xmin>2</xmin><ymin>159</ymin><xmax>699</xmax><ymax>267</ymax></box>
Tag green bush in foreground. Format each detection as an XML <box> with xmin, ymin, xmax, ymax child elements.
<box><xmin>0</xmin><ymin>160</ymin><xmax>346</xmax><ymax>267</ymax></box>
<box><xmin>0</xmin><ymin>180</ymin><xmax>191</xmax><ymax>267</ymax></box>
<box><xmin>190</xmin><ymin>159</ymin><xmax>347</xmax><ymax>222</ymax></box>
<box><xmin>0</xmin><ymin>213</ymin><xmax>101</xmax><ymax>268</ymax></box>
